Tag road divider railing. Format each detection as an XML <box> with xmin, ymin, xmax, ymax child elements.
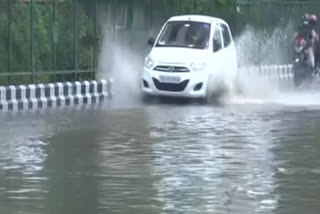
<box><xmin>239</xmin><ymin>64</ymin><xmax>294</xmax><ymax>78</ymax></box>
<box><xmin>238</xmin><ymin>64</ymin><xmax>294</xmax><ymax>87</ymax></box>
<box><xmin>0</xmin><ymin>79</ymin><xmax>110</xmax><ymax>111</ymax></box>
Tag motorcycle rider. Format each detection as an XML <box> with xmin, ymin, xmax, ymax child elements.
<box><xmin>309</xmin><ymin>14</ymin><xmax>320</xmax><ymax>72</ymax></box>
<box><xmin>307</xmin><ymin>14</ymin><xmax>319</xmax><ymax>71</ymax></box>
<box><xmin>295</xmin><ymin>13</ymin><xmax>319</xmax><ymax>71</ymax></box>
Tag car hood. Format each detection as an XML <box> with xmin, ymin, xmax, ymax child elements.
<box><xmin>149</xmin><ymin>47</ymin><xmax>209</xmax><ymax>65</ymax></box>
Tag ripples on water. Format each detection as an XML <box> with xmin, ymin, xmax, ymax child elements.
<box><xmin>0</xmin><ymin>104</ymin><xmax>320</xmax><ymax>214</ymax></box>
<box><xmin>146</xmin><ymin>108</ymin><xmax>278</xmax><ymax>214</ymax></box>
<box><xmin>0</xmin><ymin>117</ymin><xmax>51</xmax><ymax>214</ymax></box>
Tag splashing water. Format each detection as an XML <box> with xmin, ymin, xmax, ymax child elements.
<box><xmin>227</xmin><ymin>22</ymin><xmax>320</xmax><ymax>107</ymax></box>
<box><xmin>235</xmin><ymin>23</ymin><xmax>295</xmax><ymax>67</ymax></box>
<box><xmin>97</xmin><ymin>29</ymin><xmax>145</xmax><ymax>106</ymax></box>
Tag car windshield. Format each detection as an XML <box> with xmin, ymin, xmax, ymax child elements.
<box><xmin>156</xmin><ymin>21</ymin><xmax>211</xmax><ymax>49</ymax></box>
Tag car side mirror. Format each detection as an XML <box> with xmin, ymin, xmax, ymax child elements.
<box><xmin>148</xmin><ymin>37</ymin><xmax>155</xmax><ymax>46</ymax></box>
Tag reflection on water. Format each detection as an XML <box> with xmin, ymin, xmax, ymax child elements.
<box><xmin>149</xmin><ymin>107</ymin><xmax>278</xmax><ymax>214</ymax></box>
<box><xmin>0</xmin><ymin>104</ymin><xmax>319</xmax><ymax>213</ymax></box>
<box><xmin>0</xmin><ymin>115</ymin><xmax>52</xmax><ymax>214</ymax></box>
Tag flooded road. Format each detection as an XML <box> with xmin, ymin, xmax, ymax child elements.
<box><xmin>0</xmin><ymin>99</ymin><xmax>320</xmax><ymax>214</ymax></box>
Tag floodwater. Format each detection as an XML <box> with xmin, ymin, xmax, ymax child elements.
<box><xmin>0</xmin><ymin>95</ymin><xmax>320</xmax><ymax>214</ymax></box>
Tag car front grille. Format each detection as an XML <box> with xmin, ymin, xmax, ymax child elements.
<box><xmin>154</xmin><ymin>65</ymin><xmax>190</xmax><ymax>73</ymax></box>
<box><xmin>152</xmin><ymin>78</ymin><xmax>189</xmax><ymax>92</ymax></box>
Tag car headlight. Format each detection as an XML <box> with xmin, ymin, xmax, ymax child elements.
<box><xmin>190</xmin><ymin>61</ymin><xmax>207</xmax><ymax>71</ymax></box>
<box><xmin>144</xmin><ymin>56</ymin><xmax>155</xmax><ymax>69</ymax></box>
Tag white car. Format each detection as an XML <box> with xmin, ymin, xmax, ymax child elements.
<box><xmin>141</xmin><ymin>15</ymin><xmax>238</xmax><ymax>102</ymax></box>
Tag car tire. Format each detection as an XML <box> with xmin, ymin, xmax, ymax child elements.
<box><xmin>141</xmin><ymin>93</ymin><xmax>156</xmax><ymax>104</ymax></box>
<box><xmin>204</xmin><ymin>75</ymin><xmax>217</xmax><ymax>104</ymax></box>
<box><xmin>204</xmin><ymin>75</ymin><xmax>230</xmax><ymax>104</ymax></box>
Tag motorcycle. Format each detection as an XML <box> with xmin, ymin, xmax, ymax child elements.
<box><xmin>293</xmin><ymin>35</ymin><xmax>315</xmax><ymax>87</ymax></box>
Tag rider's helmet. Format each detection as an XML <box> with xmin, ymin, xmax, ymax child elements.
<box><xmin>309</xmin><ymin>14</ymin><xmax>317</xmax><ymax>27</ymax></box>
<box><xmin>302</xmin><ymin>13</ymin><xmax>310</xmax><ymax>25</ymax></box>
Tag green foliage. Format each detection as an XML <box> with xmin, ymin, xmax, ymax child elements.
<box><xmin>34</xmin><ymin>2</ymin><xmax>52</xmax><ymax>71</ymax></box>
<box><xmin>0</xmin><ymin>0</ymin><xmax>314</xmax><ymax>85</ymax></box>
<box><xmin>9</xmin><ymin>1</ymin><xmax>31</xmax><ymax>72</ymax></box>
<box><xmin>0</xmin><ymin>1</ymin><xmax>9</xmax><ymax>74</ymax></box>
<box><xmin>0</xmin><ymin>0</ymin><xmax>96</xmax><ymax>85</ymax></box>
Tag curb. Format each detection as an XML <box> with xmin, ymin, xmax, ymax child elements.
<box><xmin>0</xmin><ymin>79</ymin><xmax>110</xmax><ymax>111</ymax></box>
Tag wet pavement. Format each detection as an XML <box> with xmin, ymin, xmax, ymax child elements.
<box><xmin>0</xmin><ymin>97</ymin><xmax>320</xmax><ymax>214</ymax></box>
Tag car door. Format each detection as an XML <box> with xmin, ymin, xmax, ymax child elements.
<box><xmin>220</xmin><ymin>22</ymin><xmax>237</xmax><ymax>74</ymax></box>
<box><xmin>209</xmin><ymin>23</ymin><xmax>224</xmax><ymax>78</ymax></box>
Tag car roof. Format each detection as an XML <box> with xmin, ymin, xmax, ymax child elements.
<box><xmin>167</xmin><ymin>15</ymin><xmax>227</xmax><ymax>25</ymax></box>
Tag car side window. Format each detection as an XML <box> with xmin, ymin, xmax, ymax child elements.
<box><xmin>221</xmin><ymin>24</ymin><xmax>231</xmax><ymax>47</ymax></box>
<box><xmin>213</xmin><ymin>25</ymin><xmax>222</xmax><ymax>52</ymax></box>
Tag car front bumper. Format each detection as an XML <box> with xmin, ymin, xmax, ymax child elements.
<box><xmin>141</xmin><ymin>67</ymin><xmax>208</xmax><ymax>98</ymax></box>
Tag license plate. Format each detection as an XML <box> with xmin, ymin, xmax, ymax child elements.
<box><xmin>159</xmin><ymin>75</ymin><xmax>181</xmax><ymax>83</ymax></box>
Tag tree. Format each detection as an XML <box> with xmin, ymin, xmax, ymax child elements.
<box><xmin>0</xmin><ymin>0</ymin><xmax>96</xmax><ymax>84</ymax></box>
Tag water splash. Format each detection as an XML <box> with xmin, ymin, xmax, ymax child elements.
<box><xmin>227</xmin><ymin>22</ymin><xmax>320</xmax><ymax>107</ymax></box>
<box><xmin>235</xmin><ymin>22</ymin><xmax>295</xmax><ymax>67</ymax></box>
<box><xmin>97</xmin><ymin>29</ymin><xmax>145</xmax><ymax>106</ymax></box>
